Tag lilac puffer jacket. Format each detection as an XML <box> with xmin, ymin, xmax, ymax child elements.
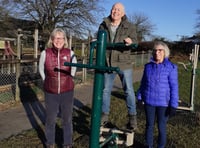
<box><xmin>137</xmin><ymin>58</ymin><xmax>179</xmax><ymax>108</ymax></box>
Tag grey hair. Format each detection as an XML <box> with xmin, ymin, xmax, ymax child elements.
<box><xmin>47</xmin><ymin>28</ymin><xmax>68</xmax><ymax>48</ymax></box>
<box><xmin>153</xmin><ymin>41</ymin><xmax>170</xmax><ymax>58</ymax></box>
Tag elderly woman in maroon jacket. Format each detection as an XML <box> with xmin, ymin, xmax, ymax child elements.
<box><xmin>137</xmin><ymin>41</ymin><xmax>179</xmax><ymax>148</ymax></box>
<box><xmin>39</xmin><ymin>28</ymin><xmax>77</xmax><ymax>148</ymax></box>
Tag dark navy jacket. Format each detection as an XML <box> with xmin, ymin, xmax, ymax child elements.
<box><xmin>137</xmin><ymin>58</ymin><xmax>179</xmax><ymax>108</ymax></box>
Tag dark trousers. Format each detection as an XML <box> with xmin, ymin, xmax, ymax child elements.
<box><xmin>144</xmin><ymin>104</ymin><xmax>168</xmax><ymax>148</ymax></box>
<box><xmin>45</xmin><ymin>90</ymin><xmax>74</xmax><ymax>146</ymax></box>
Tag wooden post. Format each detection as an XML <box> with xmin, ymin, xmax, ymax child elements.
<box><xmin>82</xmin><ymin>43</ymin><xmax>87</xmax><ymax>82</ymax></box>
<box><xmin>190</xmin><ymin>44</ymin><xmax>199</xmax><ymax>111</ymax></box>
<box><xmin>15</xmin><ymin>30</ymin><xmax>23</xmax><ymax>101</ymax></box>
<box><xmin>17</xmin><ymin>29</ymin><xmax>22</xmax><ymax>60</ymax></box>
<box><xmin>141</xmin><ymin>51</ymin><xmax>144</xmax><ymax>65</ymax></box>
<box><xmin>15</xmin><ymin>60</ymin><xmax>20</xmax><ymax>101</ymax></box>
<box><xmin>69</xmin><ymin>34</ymin><xmax>72</xmax><ymax>49</ymax></box>
<box><xmin>34</xmin><ymin>29</ymin><xmax>38</xmax><ymax>73</ymax></box>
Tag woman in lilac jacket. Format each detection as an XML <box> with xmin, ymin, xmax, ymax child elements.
<box><xmin>137</xmin><ymin>41</ymin><xmax>179</xmax><ymax>148</ymax></box>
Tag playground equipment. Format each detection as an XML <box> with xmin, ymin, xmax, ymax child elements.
<box><xmin>3</xmin><ymin>40</ymin><xmax>17</xmax><ymax>59</ymax></box>
<box><xmin>177</xmin><ymin>44</ymin><xmax>199</xmax><ymax>111</ymax></box>
<box><xmin>0</xmin><ymin>29</ymin><xmax>40</xmax><ymax>102</ymax></box>
<box><xmin>64</xmin><ymin>30</ymin><xmax>137</xmax><ymax>148</ymax></box>
<box><xmin>0</xmin><ymin>38</ymin><xmax>17</xmax><ymax>74</ymax></box>
<box><xmin>99</xmin><ymin>122</ymin><xmax>134</xmax><ymax>147</ymax></box>
<box><xmin>16</xmin><ymin>28</ymin><xmax>39</xmax><ymax>60</ymax></box>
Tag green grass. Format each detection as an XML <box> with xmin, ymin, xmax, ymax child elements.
<box><xmin>1</xmin><ymin>56</ymin><xmax>200</xmax><ymax>147</ymax></box>
<box><xmin>0</xmin><ymin>91</ymin><xmax>15</xmax><ymax>103</ymax></box>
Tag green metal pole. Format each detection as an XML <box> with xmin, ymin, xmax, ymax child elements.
<box><xmin>89</xmin><ymin>30</ymin><xmax>107</xmax><ymax>148</ymax></box>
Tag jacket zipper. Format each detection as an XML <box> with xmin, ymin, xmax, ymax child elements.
<box><xmin>58</xmin><ymin>50</ymin><xmax>60</xmax><ymax>93</ymax></box>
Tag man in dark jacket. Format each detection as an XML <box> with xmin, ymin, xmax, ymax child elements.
<box><xmin>99</xmin><ymin>2</ymin><xmax>138</xmax><ymax>130</ymax></box>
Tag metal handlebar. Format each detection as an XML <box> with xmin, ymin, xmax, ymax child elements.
<box><xmin>106</xmin><ymin>42</ymin><xmax>138</xmax><ymax>49</ymax></box>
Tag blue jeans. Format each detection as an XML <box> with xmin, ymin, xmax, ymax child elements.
<box><xmin>45</xmin><ymin>91</ymin><xmax>74</xmax><ymax>146</ymax></box>
<box><xmin>102</xmin><ymin>69</ymin><xmax>136</xmax><ymax>115</ymax></box>
<box><xmin>144</xmin><ymin>104</ymin><xmax>168</xmax><ymax>148</ymax></box>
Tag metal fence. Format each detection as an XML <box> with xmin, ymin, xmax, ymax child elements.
<box><xmin>0</xmin><ymin>51</ymin><xmax>152</xmax><ymax>103</ymax></box>
<box><xmin>132</xmin><ymin>50</ymin><xmax>152</xmax><ymax>67</ymax></box>
<box><xmin>0</xmin><ymin>59</ymin><xmax>42</xmax><ymax>103</ymax></box>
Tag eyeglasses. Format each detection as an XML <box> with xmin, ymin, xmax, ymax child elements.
<box><xmin>154</xmin><ymin>49</ymin><xmax>164</xmax><ymax>52</ymax></box>
<box><xmin>54</xmin><ymin>37</ymin><xmax>64</xmax><ymax>40</ymax></box>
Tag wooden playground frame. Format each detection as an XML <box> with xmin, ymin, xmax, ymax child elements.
<box><xmin>177</xmin><ymin>44</ymin><xmax>199</xmax><ymax>111</ymax></box>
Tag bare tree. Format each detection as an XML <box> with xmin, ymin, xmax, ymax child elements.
<box><xmin>195</xmin><ymin>9</ymin><xmax>200</xmax><ymax>36</ymax></box>
<box><xmin>0</xmin><ymin>0</ymin><xmax>105</xmax><ymax>38</ymax></box>
<box><xmin>128</xmin><ymin>13</ymin><xmax>155</xmax><ymax>42</ymax></box>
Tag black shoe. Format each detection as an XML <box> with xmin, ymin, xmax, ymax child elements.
<box><xmin>101</xmin><ymin>113</ymin><xmax>109</xmax><ymax>126</ymax></box>
<box><xmin>128</xmin><ymin>115</ymin><xmax>137</xmax><ymax>130</ymax></box>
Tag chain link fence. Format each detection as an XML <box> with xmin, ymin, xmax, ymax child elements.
<box><xmin>0</xmin><ymin>59</ymin><xmax>42</xmax><ymax>103</ymax></box>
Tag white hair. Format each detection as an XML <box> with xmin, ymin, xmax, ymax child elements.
<box><xmin>153</xmin><ymin>41</ymin><xmax>170</xmax><ymax>58</ymax></box>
